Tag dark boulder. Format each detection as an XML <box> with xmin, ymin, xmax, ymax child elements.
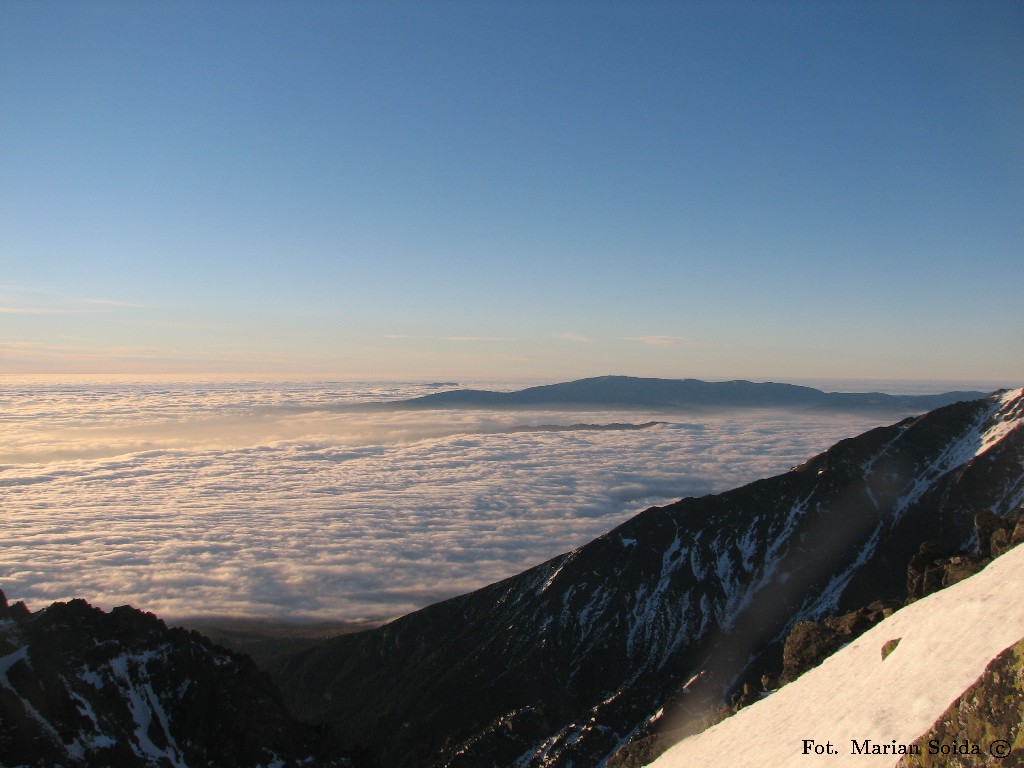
<box><xmin>907</xmin><ymin>541</ymin><xmax>981</xmax><ymax>600</ymax></box>
<box><xmin>974</xmin><ymin>511</ymin><xmax>1008</xmax><ymax>558</ymax></box>
<box><xmin>780</xmin><ymin>599</ymin><xmax>900</xmax><ymax>685</ymax></box>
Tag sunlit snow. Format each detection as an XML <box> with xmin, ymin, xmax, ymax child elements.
<box><xmin>650</xmin><ymin>544</ymin><xmax>1024</xmax><ymax>768</ymax></box>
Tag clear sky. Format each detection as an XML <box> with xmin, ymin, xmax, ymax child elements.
<box><xmin>2</xmin><ymin>1</ymin><xmax>1022</xmax><ymax>383</ymax></box>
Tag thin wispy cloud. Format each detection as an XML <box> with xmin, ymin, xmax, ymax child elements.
<box><xmin>0</xmin><ymin>341</ymin><xmax>157</xmax><ymax>358</ymax></box>
<box><xmin>0</xmin><ymin>283</ymin><xmax>58</xmax><ymax>295</ymax></box>
<box><xmin>73</xmin><ymin>297</ymin><xmax>156</xmax><ymax>310</ymax></box>
<box><xmin>0</xmin><ymin>341</ymin><xmax>287</xmax><ymax>373</ymax></box>
<box><xmin>0</xmin><ymin>284</ymin><xmax>155</xmax><ymax>314</ymax></box>
<box><xmin>440</xmin><ymin>336</ymin><xmax>518</xmax><ymax>343</ymax></box>
<box><xmin>627</xmin><ymin>335</ymin><xmax>689</xmax><ymax>346</ymax></box>
<box><xmin>0</xmin><ymin>307</ymin><xmax>82</xmax><ymax>315</ymax></box>
<box><xmin>382</xmin><ymin>333</ymin><xmax>519</xmax><ymax>343</ymax></box>
<box><xmin>554</xmin><ymin>333</ymin><xmax>593</xmax><ymax>343</ymax></box>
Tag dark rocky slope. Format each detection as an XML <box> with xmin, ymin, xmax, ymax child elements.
<box><xmin>778</xmin><ymin>504</ymin><xmax>1024</xmax><ymax>688</ymax></box>
<box><xmin>274</xmin><ymin>388</ymin><xmax>1024</xmax><ymax>768</ymax></box>
<box><xmin>609</xmin><ymin>504</ymin><xmax>1024</xmax><ymax>768</ymax></box>
<box><xmin>0</xmin><ymin>594</ymin><xmax>365</xmax><ymax>767</ymax></box>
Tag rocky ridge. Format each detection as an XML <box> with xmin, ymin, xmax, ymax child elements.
<box><xmin>0</xmin><ymin>593</ymin><xmax>364</xmax><ymax>767</ymax></box>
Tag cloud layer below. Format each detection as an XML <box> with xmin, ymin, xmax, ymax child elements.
<box><xmin>2</xmin><ymin>379</ymin><xmax>913</xmax><ymax>621</ymax></box>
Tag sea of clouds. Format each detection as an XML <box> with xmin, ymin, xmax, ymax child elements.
<box><xmin>1</xmin><ymin>378</ymin><xmax>927</xmax><ymax>621</ymax></box>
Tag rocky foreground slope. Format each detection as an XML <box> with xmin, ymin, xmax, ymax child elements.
<box><xmin>274</xmin><ymin>388</ymin><xmax>1024</xmax><ymax>767</ymax></box>
<box><xmin>0</xmin><ymin>594</ymin><xmax>367</xmax><ymax>767</ymax></box>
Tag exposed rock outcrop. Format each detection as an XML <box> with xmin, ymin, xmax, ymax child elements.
<box><xmin>779</xmin><ymin>600</ymin><xmax>900</xmax><ymax>685</ymax></box>
<box><xmin>907</xmin><ymin>509</ymin><xmax>1024</xmax><ymax>601</ymax></box>
<box><xmin>896</xmin><ymin>636</ymin><xmax>1024</xmax><ymax>768</ymax></box>
<box><xmin>0</xmin><ymin>592</ymin><xmax>365</xmax><ymax>767</ymax></box>
<box><xmin>778</xmin><ymin>506</ymin><xmax>1024</xmax><ymax>696</ymax></box>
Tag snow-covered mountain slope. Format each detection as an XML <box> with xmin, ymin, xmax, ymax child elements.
<box><xmin>649</xmin><ymin>542</ymin><xmax>1024</xmax><ymax>768</ymax></box>
<box><xmin>274</xmin><ymin>389</ymin><xmax>1024</xmax><ymax>768</ymax></box>
<box><xmin>0</xmin><ymin>594</ymin><xmax>359</xmax><ymax>767</ymax></box>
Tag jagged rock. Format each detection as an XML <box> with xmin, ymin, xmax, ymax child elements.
<box><xmin>908</xmin><ymin>541</ymin><xmax>958</xmax><ymax>599</ymax></box>
<box><xmin>781</xmin><ymin>621</ymin><xmax>843</xmax><ymax>685</ymax></box>
<box><xmin>729</xmin><ymin>682</ymin><xmax>761</xmax><ymax>711</ymax></box>
<box><xmin>780</xmin><ymin>599</ymin><xmax>901</xmax><ymax>685</ymax></box>
<box><xmin>974</xmin><ymin>511</ymin><xmax>1008</xmax><ymax>558</ymax></box>
<box><xmin>941</xmin><ymin>553</ymin><xmax>990</xmax><ymax>589</ymax></box>
<box><xmin>896</xmin><ymin>635</ymin><xmax>1024</xmax><ymax>767</ymax></box>
<box><xmin>991</xmin><ymin>528</ymin><xmax>1014</xmax><ymax>558</ymax></box>
<box><xmin>907</xmin><ymin>541</ymin><xmax>986</xmax><ymax>601</ymax></box>
<box><xmin>825</xmin><ymin>599</ymin><xmax>898</xmax><ymax>634</ymax></box>
<box><xmin>1012</xmin><ymin>516</ymin><xmax>1024</xmax><ymax>548</ymax></box>
<box><xmin>0</xmin><ymin>597</ymin><xmax>364</xmax><ymax>767</ymax></box>
<box><xmin>0</xmin><ymin>589</ymin><xmax>30</xmax><ymax>621</ymax></box>
<box><xmin>908</xmin><ymin>543</ymin><xmax>998</xmax><ymax>601</ymax></box>
<box><xmin>976</xmin><ymin>508</ymin><xmax>1024</xmax><ymax>559</ymax></box>
<box><xmin>992</xmin><ymin>506</ymin><xmax>1024</xmax><ymax>556</ymax></box>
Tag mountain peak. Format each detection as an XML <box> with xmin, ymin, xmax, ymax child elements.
<box><xmin>0</xmin><ymin>597</ymin><xmax>361</xmax><ymax>767</ymax></box>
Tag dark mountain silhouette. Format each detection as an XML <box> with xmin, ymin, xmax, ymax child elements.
<box><xmin>0</xmin><ymin>594</ymin><xmax>372</xmax><ymax>767</ymax></box>
<box><xmin>273</xmin><ymin>388</ymin><xmax>1024</xmax><ymax>768</ymax></box>
<box><xmin>374</xmin><ymin>375</ymin><xmax>985</xmax><ymax>412</ymax></box>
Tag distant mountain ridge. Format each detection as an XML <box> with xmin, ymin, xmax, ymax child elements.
<box><xmin>275</xmin><ymin>387</ymin><xmax>1024</xmax><ymax>767</ymax></box>
<box><xmin>376</xmin><ymin>375</ymin><xmax>985</xmax><ymax>412</ymax></box>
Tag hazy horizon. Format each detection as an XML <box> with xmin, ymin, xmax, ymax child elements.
<box><xmin>2</xmin><ymin>371</ymin><xmax>1015</xmax><ymax>395</ymax></box>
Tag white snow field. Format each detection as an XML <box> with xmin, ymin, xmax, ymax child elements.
<box><xmin>650</xmin><ymin>542</ymin><xmax>1024</xmax><ymax>767</ymax></box>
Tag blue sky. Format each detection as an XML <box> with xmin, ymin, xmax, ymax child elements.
<box><xmin>2</xmin><ymin>1</ymin><xmax>1022</xmax><ymax>383</ymax></box>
